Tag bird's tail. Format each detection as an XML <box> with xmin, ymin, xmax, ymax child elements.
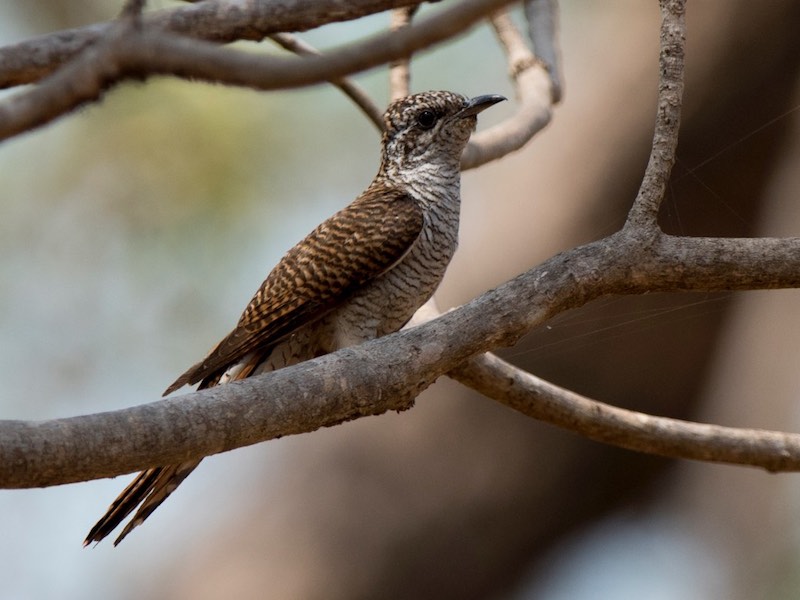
<box><xmin>84</xmin><ymin>459</ymin><xmax>202</xmax><ymax>546</ymax></box>
<box><xmin>85</xmin><ymin>350</ymin><xmax>268</xmax><ymax>546</ymax></box>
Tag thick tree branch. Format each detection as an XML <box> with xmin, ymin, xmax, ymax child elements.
<box><xmin>3</xmin><ymin>233</ymin><xmax>800</xmax><ymax>489</ymax></box>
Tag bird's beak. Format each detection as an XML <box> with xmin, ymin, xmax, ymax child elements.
<box><xmin>458</xmin><ymin>94</ymin><xmax>507</xmax><ymax>118</ymax></box>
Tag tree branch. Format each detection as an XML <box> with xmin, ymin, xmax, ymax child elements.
<box><xmin>524</xmin><ymin>0</ymin><xmax>563</xmax><ymax>102</ymax></box>
<box><xmin>0</xmin><ymin>0</ymin><xmax>516</xmax><ymax>142</ymax></box>
<box><xmin>389</xmin><ymin>5</ymin><xmax>418</xmax><ymax>101</ymax></box>
<box><xmin>624</xmin><ymin>0</ymin><xmax>685</xmax><ymax>231</ymax></box>
<box><xmin>268</xmin><ymin>33</ymin><xmax>385</xmax><ymax>131</ymax></box>
<box><xmin>0</xmin><ymin>0</ymin><xmax>423</xmax><ymax>89</ymax></box>
<box><xmin>3</xmin><ymin>232</ymin><xmax>800</xmax><ymax>489</ymax></box>
<box><xmin>452</xmin><ymin>351</ymin><xmax>800</xmax><ymax>473</ymax></box>
<box><xmin>461</xmin><ymin>5</ymin><xmax>556</xmax><ymax>169</ymax></box>
<box><xmin>4</xmin><ymin>0</ymin><xmax>800</xmax><ymax>497</ymax></box>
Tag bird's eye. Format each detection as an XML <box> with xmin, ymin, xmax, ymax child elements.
<box><xmin>416</xmin><ymin>110</ymin><xmax>437</xmax><ymax>130</ymax></box>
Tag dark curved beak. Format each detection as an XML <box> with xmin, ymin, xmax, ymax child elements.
<box><xmin>458</xmin><ymin>94</ymin><xmax>506</xmax><ymax>118</ymax></box>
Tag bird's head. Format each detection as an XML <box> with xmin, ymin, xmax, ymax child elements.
<box><xmin>379</xmin><ymin>90</ymin><xmax>505</xmax><ymax>179</ymax></box>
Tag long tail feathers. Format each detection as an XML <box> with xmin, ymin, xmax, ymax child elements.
<box><xmin>85</xmin><ymin>350</ymin><xmax>269</xmax><ymax>546</ymax></box>
<box><xmin>84</xmin><ymin>459</ymin><xmax>202</xmax><ymax>547</ymax></box>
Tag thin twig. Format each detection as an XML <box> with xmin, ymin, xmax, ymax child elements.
<box><xmin>269</xmin><ymin>33</ymin><xmax>384</xmax><ymax>132</ymax></box>
<box><xmin>389</xmin><ymin>5</ymin><xmax>418</xmax><ymax>101</ymax></box>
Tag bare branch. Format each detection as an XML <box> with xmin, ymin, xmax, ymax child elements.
<box><xmin>3</xmin><ymin>233</ymin><xmax>800</xmax><ymax>489</ymax></box>
<box><xmin>491</xmin><ymin>10</ymin><xmax>537</xmax><ymax>79</ymax></box>
<box><xmin>524</xmin><ymin>0</ymin><xmax>563</xmax><ymax>102</ymax></box>
<box><xmin>624</xmin><ymin>0</ymin><xmax>686</xmax><ymax>231</ymax></box>
<box><xmin>389</xmin><ymin>5</ymin><xmax>418</xmax><ymax>100</ymax></box>
<box><xmin>0</xmin><ymin>0</ymin><xmax>424</xmax><ymax>89</ymax></box>
<box><xmin>119</xmin><ymin>0</ymin><xmax>146</xmax><ymax>22</ymax></box>
<box><xmin>0</xmin><ymin>0</ymin><xmax>516</xmax><ymax>142</ymax></box>
<box><xmin>461</xmin><ymin>8</ymin><xmax>554</xmax><ymax>170</ymax></box>
<box><xmin>269</xmin><ymin>33</ymin><xmax>384</xmax><ymax>131</ymax></box>
<box><xmin>452</xmin><ymin>352</ymin><xmax>800</xmax><ymax>472</ymax></box>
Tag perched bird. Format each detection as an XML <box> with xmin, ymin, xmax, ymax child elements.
<box><xmin>85</xmin><ymin>90</ymin><xmax>505</xmax><ymax>546</ymax></box>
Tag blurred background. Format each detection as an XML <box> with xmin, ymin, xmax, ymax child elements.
<box><xmin>2</xmin><ymin>1</ymin><xmax>800</xmax><ymax>598</ymax></box>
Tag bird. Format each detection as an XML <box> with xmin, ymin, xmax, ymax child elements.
<box><xmin>84</xmin><ymin>90</ymin><xmax>505</xmax><ymax>546</ymax></box>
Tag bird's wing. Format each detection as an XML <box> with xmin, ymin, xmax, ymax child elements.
<box><xmin>164</xmin><ymin>186</ymin><xmax>423</xmax><ymax>395</ymax></box>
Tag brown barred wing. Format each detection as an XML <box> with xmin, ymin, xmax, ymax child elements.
<box><xmin>163</xmin><ymin>185</ymin><xmax>423</xmax><ymax>395</ymax></box>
